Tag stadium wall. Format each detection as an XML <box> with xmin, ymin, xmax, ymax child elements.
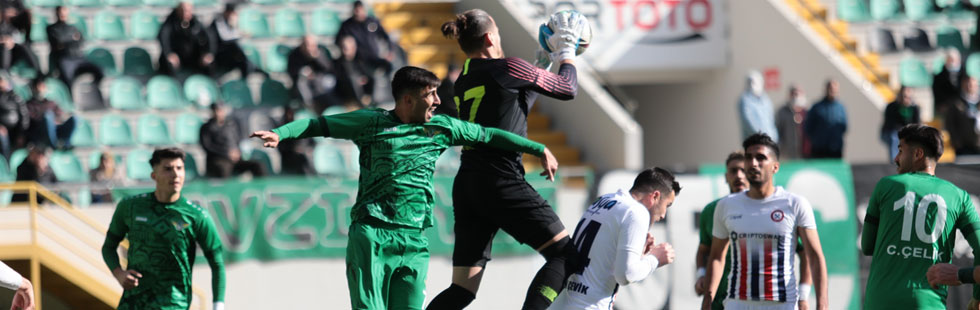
<box><xmin>625</xmin><ymin>0</ymin><xmax>890</xmax><ymax>168</ymax></box>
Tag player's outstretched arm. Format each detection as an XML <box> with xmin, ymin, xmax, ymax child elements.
<box><xmin>799</xmin><ymin>227</ymin><xmax>828</xmax><ymax>310</ymax></box>
<box><xmin>702</xmin><ymin>237</ymin><xmax>729</xmax><ymax>310</ymax></box>
<box><xmin>445</xmin><ymin>117</ymin><xmax>558</xmax><ymax>180</ymax></box>
<box><xmin>252</xmin><ymin>116</ymin><xmax>330</xmax><ymax>148</ymax></box>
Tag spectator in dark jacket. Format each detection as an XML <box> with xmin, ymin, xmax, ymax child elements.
<box><xmin>880</xmin><ymin>86</ymin><xmax>921</xmax><ymax>160</ymax></box>
<box><xmin>47</xmin><ymin>6</ymin><xmax>103</xmax><ymax>89</ymax></box>
<box><xmin>208</xmin><ymin>4</ymin><xmax>262</xmax><ymax>79</ymax></box>
<box><xmin>945</xmin><ymin>76</ymin><xmax>980</xmax><ymax>155</ymax></box>
<box><xmin>276</xmin><ymin>105</ymin><xmax>315</xmax><ymax>176</ymax></box>
<box><xmin>336</xmin><ymin>0</ymin><xmax>394</xmax><ymax>75</ymax></box>
<box><xmin>0</xmin><ymin>23</ymin><xmax>39</xmax><ymax>73</ymax></box>
<box><xmin>199</xmin><ymin>103</ymin><xmax>266</xmax><ymax>178</ymax></box>
<box><xmin>775</xmin><ymin>84</ymin><xmax>808</xmax><ymax>160</ymax></box>
<box><xmin>805</xmin><ymin>79</ymin><xmax>848</xmax><ymax>158</ymax></box>
<box><xmin>25</xmin><ymin>78</ymin><xmax>74</xmax><ymax>149</ymax></box>
<box><xmin>158</xmin><ymin>2</ymin><xmax>214</xmax><ymax>77</ymax></box>
<box><xmin>0</xmin><ymin>0</ymin><xmax>32</xmax><ymax>45</ymax></box>
<box><xmin>11</xmin><ymin>147</ymin><xmax>56</xmax><ymax>204</ymax></box>
<box><xmin>933</xmin><ymin>49</ymin><xmax>964</xmax><ymax>118</ymax></box>
<box><xmin>0</xmin><ymin>75</ymin><xmax>27</xmax><ymax>158</ymax></box>
<box><xmin>334</xmin><ymin>35</ymin><xmax>373</xmax><ymax>108</ymax></box>
<box><xmin>288</xmin><ymin>35</ymin><xmax>339</xmax><ymax>111</ymax></box>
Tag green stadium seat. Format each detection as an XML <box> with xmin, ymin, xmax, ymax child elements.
<box><xmin>903</xmin><ymin>0</ymin><xmax>934</xmax><ymax>21</ymax></box>
<box><xmin>131</xmin><ymin>9</ymin><xmax>162</xmax><ymax>40</ymax></box>
<box><xmin>43</xmin><ymin>78</ymin><xmax>73</xmax><ymax>112</ymax></box>
<box><xmin>252</xmin><ymin>0</ymin><xmax>283</xmax><ymax>4</ymax></box>
<box><xmin>837</xmin><ymin>0</ymin><xmax>871</xmax><ymax>22</ymax></box>
<box><xmin>313</xmin><ymin>143</ymin><xmax>347</xmax><ymax>175</ymax></box>
<box><xmin>175</xmin><ymin>113</ymin><xmax>203</xmax><ymax>144</ymax></box>
<box><xmin>10</xmin><ymin>61</ymin><xmax>38</xmax><ymax>80</ymax></box>
<box><xmin>966</xmin><ymin>53</ymin><xmax>980</xmax><ymax>78</ymax></box>
<box><xmin>936</xmin><ymin>25</ymin><xmax>965</xmax><ymax>51</ymax></box>
<box><xmin>184</xmin><ymin>152</ymin><xmax>200</xmax><ymax>179</ymax></box>
<box><xmin>123</xmin><ymin>47</ymin><xmax>154</xmax><ymax>76</ymax></box>
<box><xmin>86</xmin><ymin>48</ymin><xmax>118</xmax><ymax>76</ymax></box>
<box><xmin>69</xmin><ymin>12</ymin><xmax>89</xmax><ymax>39</ymax></box>
<box><xmin>137</xmin><ymin>114</ymin><xmax>173</xmax><ymax>145</ymax></box>
<box><xmin>221</xmin><ymin>80</ymin><xmax>254</xmax><ymax>108</ymax></box>
<box><xmin>294</xmin><ymin>0</ymin><xmax>323</xmax><ymax>3</ymax></box>
<box><xmin>13</xmin><ymin>85</ymin><xmax>31</xmax><ymax>100</ymax></box>
<box><xmin>241</xmin><ymin>44</ymin><xmax>263</xmax><ymax>70</ymax></box>
<box><xmin>870</xmin><ymin>0</ymin><xmax>900</xmax><ymax>20</ymax></box>
<box><xmin>109</xmin><ymin>77</ymin><xmax>146</xmax><ymax>110</ymax></box>
<box><xmin>105</xmin><ymin>0</ymin><xmax>141</xmax><ymax>6</ymax></box>
<box><xmin>899</xmin><ymin>57</ymin><xmax>932</xmax><ymax>87</ymax></box>
<box><xmin>190</xmin><ymin>0</ymin><xmax>218</xmax><ymax>6</ymax></box>
<box><xmin>99</xmin><ymin>114</ymin><xmax>134</xmax><ymax>146</ymax></box>
<box><xmin>266</xmin><ymin>44</ymin><xmax>291</xmax><ymax>73</ymax></box>
<box><xmin>9</xmin><ymin>149</ymin><xmax>28</xmax><ymax>176</ymax></box>
<box><xmin>125</xmin><ymin>149</ymin><xmax>153</xmax><ymax>180</ymax></box>
<box><xmin>933</xmin><ymin>54</ymin><xmax>948</xmax><ymax>75</ymax></box>
<box><xmin>183</xmin><ymin>74</ymin><xmax>220</xmax><ymax>107</ymax></box>
<box><xmin>93</xmin><ymin>10</ymin><xmax>127</xmax><ymax>40</ymax></box>
<box><xmin>70</xmin><ymin>117</ymin><xmax>96</xmax><ymax>148</ymax></box>
<box><xmin>147</xmin><ymin>75</ymin><xmax>186</xmax><ymax>109</ymax></box>
<box><xmin>145</xmin><ymin>0</ymin><xmax>177</xmax><ymax>6</ymax></box>
<box><xmin>28</xmin><ymin>0</ymin><xmax>63</xmax><ymax>7</ymax></box>
<box><xmin>275</xmin><ymin>8</ymin><xmax>306</xmax><ymax>37</ymax></box>
<box><xmin>50</xmin><ymin>152</ymin><xmax>86</xmax><ymax>182</ymax></box>
<box><xmin>312</xmin><ymin>8</ymin><xmax>342</xmax><ymax>36</ymax></box>
<box><xmin>260</xmin><ymin>79</ymin><xmax>290</xmax><ymax>106</ymax></box>
<box><xmin>30</xmin><ymin>15</ymin><xmax>48</xmax><ymax>42</ymax></box>
<box><xmin>244</xmin><ymin>148</ymin><xmax>275</xmax><ymax>175</ymax></box>
<box><xmin>0</xmin><ymin>155</ymin><xmax>10</xmax><ymax>182</ymax></box>
<box><xmin>70</xmin><ymin>0</ymin><xmax>102</xmax><ymax>7</ymax></box>
<box><xmin>240</xmin><ymin>9</ymin><xmax>272</xmax><ymax>38</ymax></box>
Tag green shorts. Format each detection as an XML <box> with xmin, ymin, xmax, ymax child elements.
<box><xmin>346</xmin><ymin>219</ymin><xmax>430</xmax><ymax>310</ymax></box>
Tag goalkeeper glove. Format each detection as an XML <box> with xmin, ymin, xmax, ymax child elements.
<box><xmin>546</xmin><ymin>11</ymin><xmax>588</xmax><ymax>63</ymax></box>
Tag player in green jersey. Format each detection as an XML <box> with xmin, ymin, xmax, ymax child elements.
<box><xmin>102</xmin><ymin>147</ymin><xmax>226</xmax><ymax>310</ymax></box>
<box><xmin>249</xmin><ymin>66</ymin><xmax>558</xmax><ymax>310</ymax></box>
<box><xmin>695</xmin><ymin>151</ymin><xmax>812</xmax><ymax>309</ymax></box>
<box><xmin>862</xmin><ymin>124</ymin><xmax>980</xmax><ymax>309</ymax></box>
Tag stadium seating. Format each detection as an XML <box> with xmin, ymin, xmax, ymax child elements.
<box><xmin>903</xmin><ymin>0</ymin><xmax>935</xmax><ymax>21</ymax></box>
<box><xmin>838</xmin><ymin>0</ymin><xmax>872</xmax><ymax>21</ymax></box>
<box><xmin>93</xmin><ymin>10</ymin><xmax>127</xmax><ymax>40</ymax></box>
<box><xmin>871</xmin><ymin>0</ymin><xmax>901</xmax><ymax>20</ymax></box>
<box><xmin>137</xmin><ymin>114</ymin><xmax>174</xmax><ymax>145</ymax></box>
<box><xmin>313</xmin><ymin>142</ymin><xmax>347</xmax><ymax>175</ymax></box>
<box><xmin>50</xmin><ymin>152</ymin><xmax>86</xmax><ymax>182</ymax></box>
<box><xmin>131</xmin><ymin>9</ymin><xmax>162</xmax><ymax>40</ymax></box>
<box><xmin>312</xmin><ymin>8</ymin><xmax>342</xmax><ymax>36</ymax></box>
<box><xmin>0</xmin><ymin>155</ymin><xmax>10</xmax><ymax>182</ymax></box>
<box><xmin>239</xmin><ymin>8</ymin><xmax>272</xmax><ymax>38</ymax></box>
<box><xmin>125</xmin><ymin>149</ymin><xmax>153</xmax><ymax>180</ymax></box>
<box><xmin>241</xmin><ymin>44</ymin><xmax>264</xmax><ymax>70</ymax></box>
<box><xmin>98</xmin><ymin>114</ymin><xmax>135</xmax><ymax>146</ymax></box>
<box><xmin>70</xmin><ymin>117</ymin><xmax>97</xmax><ymax>148</ymax></box>
<box><xmin>175</xmin><ymin>113</ymin><xmax>203</xmax><ymax>144</ymax></box>
<box><xmin>43</xmin><ymin>78</ymin><xmax>74</xmax><ymax>112</ymax></box>
<box><xmin>70</xmin><ymin>0</ymin><xmax>102</xmax><ymax>7</ymax></box>
<box><xmin>184</xmin><ymin>152</ymin><xmax>200</xmax><ymax>179</ymax></box>
<box><xmin>260</xmin><ymin>79</ymin><xmax>290</xmax><ymax>106</ymax></box>
<box><xmin>245</xmin><ymin>148</ymin><xmax>276</xmax><ymax>175</ymax></box>
<box><xmin>903</xmin><ymin>28</ymin><xmax>933</xmax><ymax>52</ymax></box>
<box><xmin>183</xmin><ymin>74</ymin><xmax>220</xmax><ymax>107</ymax></box>
<box><xmin>123</xmin><ymin>46</ymin><xmax>155</xmax><ymax>76</ymax></box>
<box><xmin>275</xmin><ymin>8</ymin><xmax>307</xmax><ymax>37</ymax></box>
<box><xmin>69</xmin><ymin>12</ymin><xmax>89</xmax><ymax>38</ymax></box>
<box><xmin>86</xmin><ymin>48</ymin><xmax>118</xmax><ymax>76</ymax></box>
<box><xmin>935</xmin><ymin>24</ymin><xmax>966</xmax><ymax>51</ymax></box>
<box><xmin>30</xmin><ymin>15</ymin><xmax>48</xmax><ymax>43</ymax></box>
<box><xmin>28</xmin><ymin>0</ymin><xmax>62</xmax><ymax>8</ymax></box>
<box><xmin>144</xmin><ymin>0</ymin><xmax>177</xmax><ymax>7</ymax></box>
<box><xmin>265</xmin><ymin>44</ymin><xmax>291</xmax><ymax>73</ymax></box>
<box><xmin>221</xmin><ymin>79</ymin><xmax>254</xmax><ymax>108</ymax></box>
<box><xmin>899</xmin><ymin>57</ymin><xmax>932</xmax><ymax>87</ymax></box>
<box><xmin>87</xmin><ymin>152</ymin><xmax>122</xmax><ymax>170</ymax></box>
<box><xmin>105</xmin><ymin>0</ymin><xmax>140</xmax><ymax>6</ymax></box>
<box><xmin>147</xmin><ymin>75</ymin><xmax>187</xmax><ymax>109</ymax></box>
<box><xmin>109</xmin><ymin>77</ymin><xmax>146</xmax><ymax>110</ymax></box>
<box><xmin>9</xmin><ymin>149</ymin><xmax>28</xmax><ymax>176</ymax></box>
<box><xmin>966</xmin><ymin>53</ymin><xmax>980</xmax><ymax>78</ymax></box>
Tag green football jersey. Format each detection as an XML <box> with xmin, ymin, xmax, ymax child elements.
<box><xmin>103</xmin><ymin>193</ymin><xmax>225</xmax><ymax>310</ymax></box>
<box><xmin>699</xmin><ymin>199</ymin><xmax>730</xmax><ymax>309</ymax></box>
<box><xmin>272</xmin><ymin>109</ymin><xmax>544</xmax><ymax>229</ymax></box>
<box><xmin>864</xmin><ymin>172</ymin><xmax>980</xmax><ymax>310</ymax></box>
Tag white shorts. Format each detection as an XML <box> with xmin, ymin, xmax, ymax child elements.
<box><xmin>723</xmin><ymin>299</ymin><xmax>797</xmax><ymax>310</ymax></box>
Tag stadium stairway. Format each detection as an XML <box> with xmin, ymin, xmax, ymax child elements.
<box><xmin>0</xmin><ymin>182</ymin><xmax>210</xmax><ymax>310</ymax></box>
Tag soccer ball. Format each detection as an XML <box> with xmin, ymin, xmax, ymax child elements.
<box><xmin>537</xmin><ymin>10</ymin><xmax>592</xmax><ymax>56</ymax></box>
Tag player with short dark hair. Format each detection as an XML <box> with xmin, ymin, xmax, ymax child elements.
<box><xmin>864</xmin><ymin>124</ymin><xmax>980</xmax><ymax>309</ymax></box>
<box><xmin>550</xmin><ymin>168</ymin><xmax>679</xmax><ymax>309</ymax></box>
<box><xmin>250</xmin><ymin>66</ymin><xmax>558</xmax><ymax>310</ymax></box>
<box><xmin>702</xmin><ymin>133</ymin><xmax>828</xmax><ymax>310</ymax></box>
<box><xmin>102</xmin><ymin>147</ymin><xmax>227</xmax><ymax>310</ymax></box>
<box><xmin>426</xmin><ymin>8</ymin><xmax>587</xmax><ymax>310</ymax></box>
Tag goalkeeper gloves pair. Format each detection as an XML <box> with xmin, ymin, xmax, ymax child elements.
<box><xmin>535</xmin><ymin>11</ymin><xmax>589</xmax><ymax>69</ymax></box>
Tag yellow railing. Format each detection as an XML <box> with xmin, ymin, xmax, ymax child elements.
<box><xmin>0</xmin><ymin>182</ymin><xmax>209</xmax><ymax>310</ymax></box>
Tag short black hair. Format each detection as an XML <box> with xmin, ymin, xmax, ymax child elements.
<box><xmin>742</xmin><ymin>132</ymin><xmax>780</xmax><ymax>159</ymax></box>
<box><xmin>353</xmin><ymin>0</ymin><xmax>363</xmax><ymax>9</ymax></box>
<box><xmin>441</xmin><ymin>9</ymin><xmax>494</xmax><ymax>54</ymax></box>
<box><xmin>630</xmin><ymin>167</ymin><xmax>681</xmax><ymax>196</ymax></box>
<box><xmin>149</xmin><ymin>147</ymin><xmax>186</xmax><ymax>167</ymax></box>
<box><xmin>898</xmin><ymin>124</ymin><xmax>943</xmax><ymax>160</ymax></box>
<box><xmin>391</xmin><ymin>66</ymin><xmax>440</xmax><ymax>101</ymax></box>
<box><xmin>223</xmin><ymin>3</ymin><xmax>236</xmax><ymax>14</ymax></box>
<box><xmin>725</xmin><ymin>151</ymin><xmax>745</xmax><ymax>166</ymax></box>
<box><xmin>30</xmin><ymin>77</ymin><xmax>45</xmax><ymax>89</ymax></box>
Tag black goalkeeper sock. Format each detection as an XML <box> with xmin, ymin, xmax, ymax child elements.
<box><xmin>426</xmin><ymin>284</ymin><xmax>475</xmax><ymax>310</ymax></box>
<box><xmin>522</xmin><ymin>237</ymin><xmax>574</xmax><ymax>310</ymax></box>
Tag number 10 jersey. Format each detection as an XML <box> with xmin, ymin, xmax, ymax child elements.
<box><xmin>864</xmin><ymin>172</ymin><xmax>980</xmax><ymax>310</ymax></box>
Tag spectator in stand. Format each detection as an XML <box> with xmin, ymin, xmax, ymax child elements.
<box><xmin>336</xmin><ymin>0</ymin><xmax>395</xmax><ymax>76</ymax></box>
<box><xmin>199</xmin><ymin>102</ymin><xmax>266</xmax><ymax>178</ymax></box>
<box><xmin>47</xmin><ymin>6</ymin><xmax>103</xmax><ymax>89</ymax></box>
<box><xmin>288</xmin><ymin>35</ymin><xmax>339</xmax><ymax>111</ymax></box>
<box><xmin>945</xmin><ymin>76</ymin><xmax>980</xmax><ymax>155</ymax></box>
<box><xmin>334</xmin><ymin>35</ymin><xmax>373</xmax><ymax>108</ymax></box>
<box><xmin>880</xmin><ymin>86</ymin><xmax>921</xmax><ymax>160</ymax></box>
<box><xmin>775</xmin><ymin>84</ymin><xmax>808</xmax><ymax>160</ymax></box>
<box><xmin>933</xmin><ymin>49</ymin><xmax>964</xmax><ymax>118</ymax></box>
<box><xmin>158</xmin><ymin>2</ymin><xmax>214</xmax><ymax>77</ymax></box>
<box><xmin>805</xmin><ymin>79</ymin><xmax>849</xmax><ymax>158</ymax></box>
<box><xmin>435</xmin><ymin>64</ymin><xmax>461</xmax><ymax>118</ymax></box>
<box><xmin>89</xmin><ymin>151</ymin><xmax>123</xmax><ymax>203</ymax></box>
<box><xmin>0</xmin><ymin>23</ymin><xmax>39</xmax><ymax>74</ymax></box>
<box><xmin>738</xmin><ymin>70</ymin><xmax>778</xmax><ymax>142</ymax></box>
<box><xmin>11</xmin><ymin>146</ymin><xmax>55</xmax><ymax>204</ymax></box>
<box><xmin>275</xmin><ymin>105</ymin><xmax>315</xmax><ymax>176</ymax></box>
<box><xmin>0</xmin><ymin>74</ymin><xmax>27</xmax><ymax>158</ymax></box>
<box><xmin>0</xmin><ymin>0</ymin><xmax>32</xmax><ymax>46</ymax></box>
<box><xmin>25</xmin><ymin>78</ymin><xmax>74</xmax><ymax>149</ymax></box>
<box><xmin>209</xmin><ymin>4</ymin><xmax>263</xmax><ymax>79</ymax></box>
